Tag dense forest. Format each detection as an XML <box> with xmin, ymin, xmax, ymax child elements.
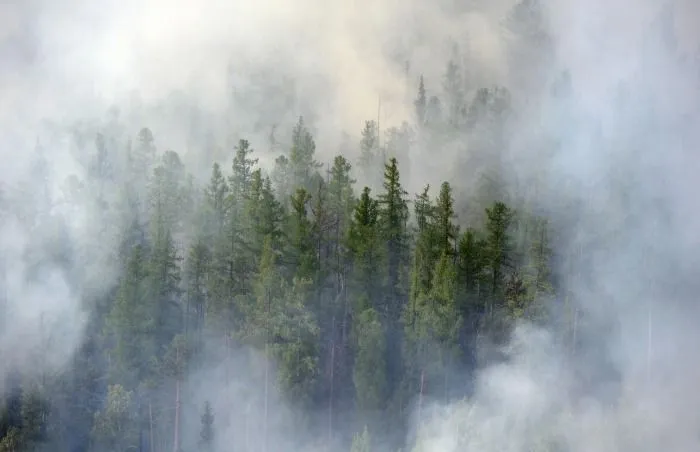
<box><xmin>0</xmin><ymin>0</ymin><xmax>697</xmax><ymax>451</ymax></box>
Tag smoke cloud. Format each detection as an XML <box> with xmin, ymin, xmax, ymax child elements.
<box><xmin>2</xmin><ymin>0</ymin><xmax>700</xmax><ymax>450</ymax></box>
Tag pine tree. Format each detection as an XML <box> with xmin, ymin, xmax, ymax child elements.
<box><xmin>149</xmin><ymin>150</ymin><xmax>186</xmax><ymax>235</ymax></box>
<box><xmin>147</xmin><ymin>222</ymin><xmax>183</xmax><ymax>351</ymax></box>
<box><xmin>519</xmin><ymin>216</ymin><xmax>554</xmax><ymax>322</ymax></box>
<box><xmin>290</xmin><ymin>116</ymin><xmax>322</xmax><ymax>190</ymax></box>
<box><xmin>408</xmin><ymin>185</ymin><xmax>435</xmax><ymax>329</ymax></box>
<box><xmin>347</xmin><ymin>187</ymin><xmax>382</xmax><ymax>309</ymax></box>
<box><xmin>328</xmin><ymin>155</ymin><xmax>356</xmax><ymax>244</ymax></box>
<box><xmin>457</xmin><ymin>228</ymin><xmax>487</xmax><ymax>323</ymax></box>
<box><xmin>434</xmin><ymin>182</ymin><xmax>459</xmax><ymax>257</ymax></box>
<box><xmin>19</xmin><ymin>382</ymin><xmax>49</xmax><ymax>449</ymax></box>
<box><xmin>358</xmin><ymin>120</ymin><xmax>380</xmax><ymax>173</ymax></box>
<box><xmin>229</xmin><ymin>139</ymin><xmax>258</xmax><ymax>203</ymax></box>
<box><xmin>132</xmin><ymin>127</ymin><xmax>156</xmax><ymax>179</ymax></box>
<box><xmin>353</xmin><ymin>307</ymin><xmax>387</xmax><ymax>413</ymax></box>
<box><xmin>378</xmin><ymin>157</ymin><xmax>409</xmax><ymax>320</ymax></box>
<box><xmin>91</xmin><ymin>384</ymin><xmax>138</xmax><ymax>452</ymax></box>
<box><xmin>287</xmin><ymin>187</ymin><xmax>318</xmax><ymax>282</ymax></box>
<box><xmin>272</xmin><ymin>154</ymin><xmax>293</xmax><ymax>206</ymax></box>
<box><xmin>204</xmin><ymin>162</ymin><xmax>229</xmax><ymax>239</ymax></box>
<box><xmin>199</xmin><ymin>401</ymin><xmax>215</xmax><ymax>450</ymax></box>
<box><xmin>247</xmin><ymin>171</ymin><xmax>284</xmax><ymax>259</ymax></box>
<box><xmin>442</xmin><ymin>49</ymin><xmax>465</xmax><ymax>129</ymax></box>
<box><xmin>351</xmin><ymin>425</ymin><xmax>372</xmax><ymax>452</ymax></box>
<box><xmin>185</xmin><ymin>239</ymin><xmax>210</xmax><ymax>343</ymax></box>
<box><xmin>484</xmin><ymin>201</ymin><xmax>515</xmax><ymax>304</ymax></box>
<box><xmin>414</xmin><ymin>75</ymin><xmax>427</xmax><ymax>125</ymax></box>
<box><xmin>106</xmin><ymin>245</ymin><xmax>152</xmax><ymax>388</ymax></box>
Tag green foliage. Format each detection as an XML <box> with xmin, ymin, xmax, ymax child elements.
<box><xmin>149</xmin><ymin>150</ymin><xmax>186</xmax><ymax>235</ymax></box>
<box><xmin>230</xmin><ymin>139</ymin><xmax>259</xmax><ymax>202</ymax></box>
<box><xmin>358</xmin><ymin>120</ymin><xmax>380</xmax><ymax>174</ymax></box>
<box><xmin>106</xmin><ymin>244</ymin><xmax>153</xmax><ymax>387</ymax></box>
<box><xmin>353</xmin><ymin>308</ymin><xmax>387</xmax><ymax>412</ymax></box>
<box><xmin>268</xmin><ymin>276</ymin><xmax>320</xmax><ymax>408</ymax></box>
<box><xmin>485</xmin><ymin>201</ymin><xmax>516</xmax><ymax>301</ymax></box>
<box><xmin>290</xmin><ymin>116</ymin><xmax>322</xmax><ymax>190</ymax></box>
<box><xmin>287</xmin><ymin>187</ymin><xmax>318</xmax><ymax>282</ymax></box>
<box><xmin>199</xmin><ymin>400</ymin><xmax>215</xmax><ymax>449</ymax></box>
<box><xmin>434</xmin><ymin>182</ymin><xmax>459</xmax><ymax>256</ymax></box>
<box><xmin>378</xmin><ymin>158</ymin><xmax>410</xmax><ymax>318</ymax></box>
<box><xmin>414</xmin><ymin>75</ymin><xmax>427</xmax><ymax>125</ymax></box>
<box><xmin>2</xmin><ymin>45</ymin><xmax>570</xmax><ymax>451</ymax></box>
<box><xmin>0</xmin><ymin>427</ymin><xmax>23</xmax><ymax>452</ymax></box>
<box><xmin>204</xmin><ymin>162</ymin><xmax>229</xmax><ymax>238</ymax></box>
<box><xmin>19</xmin><ymin>383</ymin><xmax>48</xmax><ymax>446</ymax></box>
<box><xmin>91</xmin><ymin>384</ymin><xmax>137</xmax><ymax>452</ymax></box>
<box><xmin>351</xmin><ymin>425</ymin><xmax>372</xmax><ymax>452</ymax></box>
<box><xmin>348</xmin><ymin>187</ymin><xmax>382</xmax><ymax>308</ymax></box>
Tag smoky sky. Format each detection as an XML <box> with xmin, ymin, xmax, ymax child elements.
<box><xmin>3</xmin><ymin>0</ymin><xmax>700</xmax><ymax>450</ymax></box>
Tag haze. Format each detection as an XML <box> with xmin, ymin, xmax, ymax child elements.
<box><xmin>1</xmin><ymin>0</ymin><xmax>700</xmax><ymax>451</ymax></box>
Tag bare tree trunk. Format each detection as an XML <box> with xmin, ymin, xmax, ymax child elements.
<box><xmin>263</xmin><ymin>342</ymin><xmax>269</xmax><ymax>452</ymax></box>
<box><xmin>646</xmin><ymin>301</ymin><xmax>652</xmax><ymax>383</ymax></box>
<box><xmin>264</xmin><ymin>289</ymin><xmax>270</xmax><ymax>452</ymax></box>
<box><xmin>225</xmin><ymin>333</ymin><xmax>230</xmax><ymax>383</ymax></box>
<box><xmin>173</xmin><ymin>379</ymin><xmax>181</xmax><ymax>452</ymax></box>
<box><xmin>149</xmin><ymin>402</ymin><xmax>155</xmax><ymax>452</ymax></box>
<box><xmin>418</xmin><ymin>369</ymin><xmax>425</xmax><ymax>422</ymax></box>
<box><xmin>245</xmin><ymin>403</ymin><xmax>250</xmax><ymax>451</ymax></box>
<box><xmin>173</xmin><ymin>345</ymin><xmax>182</xmax><ymax>452</ymax></box>
<box><xmin>572</xmin><ymin>305</ymin><xmax>578</xmax><ymax>357</ymax></box>
<box><xmin>444</xmin><ymin>353</ymin><xmax>449</xmax><ymax>403</ymax></box>
<box><xmin>328</xmin><ymin>340</ymin><xmax>335</xmax><ymax>447</ymax></box>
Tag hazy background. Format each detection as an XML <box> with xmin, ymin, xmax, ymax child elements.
<box><xmin>3</xmin><ymin>0</ymin><xmax>700</xmax><ymax>450</ymax></box>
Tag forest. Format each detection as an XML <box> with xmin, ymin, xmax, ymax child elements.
<box><xmin>0</xmin><ymin>0</ymin><xmax>696</xmax><ymax>451</ymax></box>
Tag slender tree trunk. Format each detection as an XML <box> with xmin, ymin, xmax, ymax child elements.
<box><xmin>245</xmin><ymin>403</ymin><xmax>250</xmax><ymax>451</ymax></box>
<box><xmin>572</xmin><ymin>304</ymin><xmax>578</xmax><ymax>357</ymax></box>
<box><xmin>341</xmin><ymin>275</ymin><xmax>348</xmax><ymax>346</ymax></box>
<box><xmin>173</xmin><ymin>380</ymin><xmax>181</xmax><ymax>452</ymax></box>
<box><xmin>444</xmin><ymin>353</ymin><xmax>449</xmax><ymax>403</ymax></box>
<box><xmin>263</xmin><ymin>342</ymin><xmax>269</xmax><ymax>452</ymax></box>
<box><xmin>646</xmin><ymin>300</ymin><xmax>652</xmax><ymax>383</ymax></box>
<box><xmin>418</xmin><ymin>369</ymin><xmax>425</xmax><ymax>421</ymax></box>
<box><xmin>149</xmin><ymin>401</ymin><xmax>155</xmax><ymax>452</ymax></box>
<box><xmin>264</xmin><ymin>287</ymin><xmax>270</xmax><ymax>452</ymax></box>
<box><xmin>328</xmin><ymin>340</ymin><xmax>335</xmax><ymax>447</ymax></box>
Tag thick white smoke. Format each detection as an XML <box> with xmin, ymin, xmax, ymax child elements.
<box><xmin>2</xmin><ymin>0</ymin><xmax>700</xmax><ymax>450</ymax></box>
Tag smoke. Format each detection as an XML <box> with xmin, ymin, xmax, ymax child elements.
<box><xmin>2</xmin><ymin>0</ymin><xmax>700</xmax><ymax>450</ymax></box>
<box><xmin>0</xmin><ymin>0</ymin><xmax>514</xmax><ymax>168</ymax></box>
<box><xmin>0</xmin><ymin>142</ymin><xmax>93</xmax><ymax>390</ymax></box>
<box><xmin>0</xmin><ymin>0</ymin><xmax>511</xmax><ymax>394</ymax></box>
<box><xmin>409</xmin><ymin>0</ymin><xmax>700</xmax><ymax>451</ymax></box>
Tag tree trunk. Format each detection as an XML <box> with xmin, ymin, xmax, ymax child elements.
<box><xmin>328</xmin><ymin>340</ymin><xmax>335</xmax><ymax>446</ymax></box>
<box><xmin>149</xmin><ymin>401</ymin><xmax>155</xmax><ymax>452</ymax></box>
<box><xmin>418</xmin><ymin>369</ymin><xmax>425</xmax><ymax>421</ymax></box>
<box><xmin>173</xmin><ymin>379</ymin><xmax>181</xmax><ymax>452</ymax></box>
<box><xmin>264</xmin><ymin>342</ymin><xmax>269</xmax><ymax>452</ymax></box>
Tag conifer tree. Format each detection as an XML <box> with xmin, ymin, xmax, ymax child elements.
<box><xmin>414</xmin><ymin>75</ymin><xmax>427</xmax><ymax>125</ymax></box>
<box><xmin>106</xmin><ymin>245</ymin><xmax>152</xmax><ymax>388</ymax></box>
<box><xmin>286</xmin><ymin>187</ymin><xmax>318</xmax><ymax>283</ymax></box>
<box><xmin>290</xmin><ymin>116</ymin><xmax>322</xmax><ymax>191</ymax></box>
<box><xmin>378</xmin><ymin>158</ymin><xmax>409</xmax><ymax>319</ymax></box>
<box><xmin>200</xmin><ymin>401</ymin><xmax>215</xmax><ymax>450</ymax></box>
<box><xmin>484</xmin><ymin>201</ymin><xmax>515</xmax><ymax>306</ymax></box>
<box><xmin>203</xmin><ymin>162</ymin><xmax>229</xmax><ymax>240</ymax></box>
<box><xmin>358</xmin><ymin>120</ymin><xmax>380</xmax><ymax>174</ymax></box>
<box><xmin>434</xmin><ymin>182</ymin><xmax>459</xmax><ymax>257</ymax></box>
<box><xmin>353</xmin><ymin>307</ymin><xmax>387</xmax><ymax>413</ymax></box>
<box><xmin>347</xmin><ymin>187</ymin><xmax>382</xmax><ymax>309</ymax></box>
<box><xmin>351</xmin><ymin>425</ymin><xmax>372</xmax><ymax>452</ymax></box>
